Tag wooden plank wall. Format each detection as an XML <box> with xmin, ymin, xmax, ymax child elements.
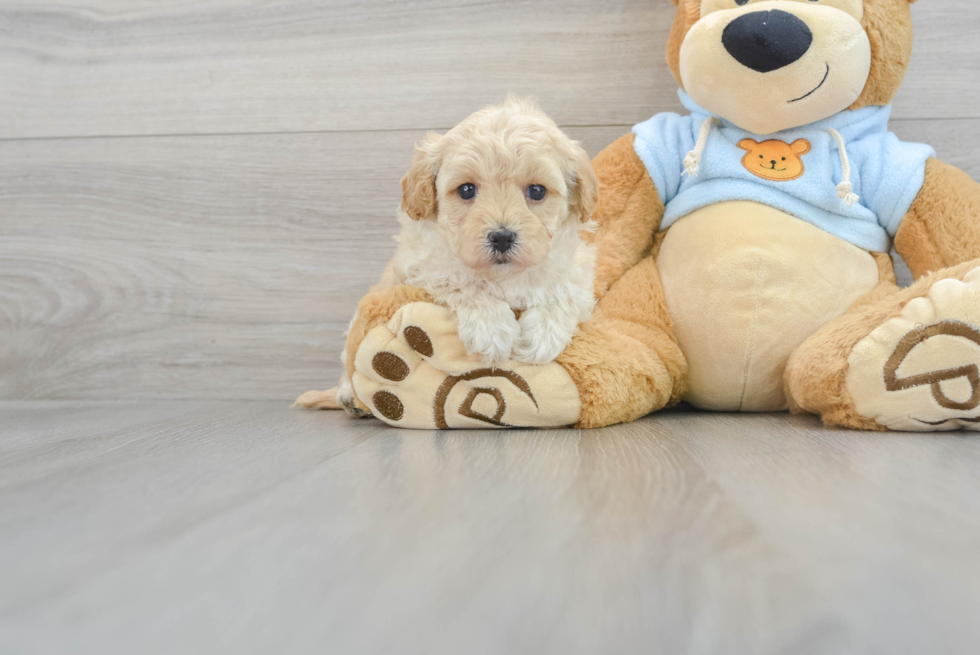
<box><xmin>1</xmin><ymin>0</ymin><xmax>978</xmax><ymax>400</ymax></box>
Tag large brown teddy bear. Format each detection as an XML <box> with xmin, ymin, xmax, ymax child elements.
<box><xmin>328</xmin><ymin>0</ymin><xmax>980</xmax><ymax>431</ymax></box>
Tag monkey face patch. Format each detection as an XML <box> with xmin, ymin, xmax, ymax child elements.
<box><xmin>738</xmin><ymin>138</ymin><xmax>811</xmax><ymax>182</ymax></box>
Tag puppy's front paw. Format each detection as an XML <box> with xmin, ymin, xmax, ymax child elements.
<box><xmin>513</xmin><ymin>307</ymin><xmax>574</xmax><ymax>365</ymax></box>
<box><xmin>456</xmin><ymin>304</ymin><xmax>520</xmax><ymax>365</ymax></box>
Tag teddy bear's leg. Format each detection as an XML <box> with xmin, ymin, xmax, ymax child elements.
<box><xmin>294</xmin><ymin>284</ymin><xmax>434</xmax><ymax>415</ymax></box>
<box><xmin>559</xmin><ymin>253</ymin><xmax>687</xmax><ymax>427</ymax></box>
<box><xmin>344</xmin><ymin>253</ymin><xmax>686</xmax><ymax>429</ymax></box>
<box><xmin>324</xmin><ymin>133</ymin><xmax>683</xmax><ymax>429</ymax></box>
<box><xmin>785</xmin><ymin>258</ymin><xmax>980</xmax><ymax>431</ymax></box>
<box><xmin>348</xmin><ymin>302</ymin><xmax>582</xmax><ymax>428</ymax></box>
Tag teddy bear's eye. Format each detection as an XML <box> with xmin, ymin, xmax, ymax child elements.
<box><xmin>759</xmin><ymin>155</ymin><xmax>764</xmax><ymax>159</ymax></box>
<box><xmin>735</xmin><ymin>0</ymin><xmax>749</xmax><ymax>5</ymax></box>
<box><xmin>782</xmin><ymin>157</ymin><xmax>786</xmax><ymax>161</ymax></box>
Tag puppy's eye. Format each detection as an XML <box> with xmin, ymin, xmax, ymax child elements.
<box><xmin>526</xmin><ymin>185</ymin><xmax>547</xmax><ymax>202</ymax></box>
<box><xmin>457</xmin><ymin>183</ymin><xmax>477</xmax><ymax>200</ymax></box>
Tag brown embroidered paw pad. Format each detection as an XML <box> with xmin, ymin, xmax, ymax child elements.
<box><xmin>350</xmin><ymin>302</ymin><xmax>581</xmax><ymax>429</ymax></box>
<box><xmin>846</xmin><ymin>266</ymin><xmax>980</xmax><ymax>431</ymax></box>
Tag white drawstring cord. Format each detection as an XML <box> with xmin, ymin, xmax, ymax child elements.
<box><xmin>684</xmin><ymin>121</ymin><xmax>859</xmax><ymax>209</ymax></box>
<box><xmin>683</xmin><ymin>117</ymin><xmax>719</xmax><ymax>177</ymax></box>
<box><xmin>825</xmin><ymin>128</ymin><xmax>860</xmax><ymax>208</ymax></box>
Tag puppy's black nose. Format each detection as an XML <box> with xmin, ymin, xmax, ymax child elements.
<box><xmin>488</xmin><ymin>228</ymin><xmax>517</xmax><ymax>254</ymax></box>
<box><xmin>722</xmin><ymin>10</ymin><xmax>812</xmax><ymax>73</ymax></box>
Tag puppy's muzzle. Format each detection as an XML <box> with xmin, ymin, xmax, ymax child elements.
<box><xmin>488</xmin><ymin>228</ymin><xmax>517</xmax><ymax>254</ymax></box>
<box><xmin>722</xmin><ymin>9</ymin><xmax>812</xmax><ymax>73</ymax></box>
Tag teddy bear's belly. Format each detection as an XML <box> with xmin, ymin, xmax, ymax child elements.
<box><xmin>657</xmin><ymin>201</ymin><xmax>881</xmax><ymax>412</ymax></box>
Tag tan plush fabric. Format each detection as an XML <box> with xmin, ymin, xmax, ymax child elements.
<box><xmin>321</xmin><ymin>0</ymin><xmax>980</xmax><ymax>433</ymax></box>
<box><xmin>345</xmin><ymin>285</ymin><xmax>434</xmax><ymax>378</ymax></box>
<box><xmin>657</xmin><ymin>202</ymin><xmax>880</xmax><ymax>411</ymax></box>
<box><xmin>556</xmin><ymin>138</ymin><xmax>687</xmax><ymax>428</ymax></box>
<box><xmin>846</xmin><ymin>266</ymin><xmax>980</xmax><ymax>431</ymax></box>
<box><xmin>561</xmin><ymin>254</ymin><xmax>687</xmax><ymax>428</ymax></box>
<box><xmin>351</xmin><ymin>303</ymin><xmax>581</xmax><ymax>429</ymax></box>
<box><xmin>895</xmin><ymin>158</ymin><xmax>980</xmax><ymax>279</ymax></box>
<box><xmin>586</xmin><ymin>134</ymin><xmax>664</xmax><ymax>299</ymax></box>
<box><xmin>336</xmin><ymin>135</ymin><xmax>685</xmax><ymax>429</ymax></box>
<box><xmin>870</xmin><ymin>251</ymin><xmax>898</xmax><ymax>287</ymax></box>
<box><xmin>666</xmin><ymin>0</ymin><xmax>701</xmax><ymax>89</ymax></box>
<box><xmin>678</xmin><ymin>2</ymin><xmax>872</xmax><ymax>135</ymax></box>
<box><xmin>850</xmin><ymin>0</ymin><xmax>916</xmax><ymax>110</ymax></box>
<box><xmin>786</xmin><ymin>259</ymin><xmax>980</xmax><ymax>431</ymax></box>
<box><xmin>665</xmin><ymin>0</ymin><xmax>915</xmax><ymax>110</ymax></box>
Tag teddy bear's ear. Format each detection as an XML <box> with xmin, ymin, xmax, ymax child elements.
<box><xmin>791</xmin><ymin>139</ymin><xmax>812</xmax><ymax>156</ymax></box>
<box><xmin>400</xmin><ymin>133</ymin><xmax>441</xmax><ymax>221</ymax></box>
<box><xmin>737</xmin><ymin>139</ymin><xmax>757</xmax><ymax>152</ymax></box>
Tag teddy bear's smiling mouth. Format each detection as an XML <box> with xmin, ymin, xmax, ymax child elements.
<box><xmin>761</xmin><ymin>164</ymin><xmax>788</xmax><ymax>172</ymax></box>
<box><xmin>788</xmin><ymin>63</ymin><xmax>831</xmax><ymax>104</ymax></box>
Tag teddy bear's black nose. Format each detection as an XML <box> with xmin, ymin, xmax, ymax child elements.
<box><xmin>722</xmin><ymin>9</ymin><xmax>812</xmax><ymax>73</ymax></box>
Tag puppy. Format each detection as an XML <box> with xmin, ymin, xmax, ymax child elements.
<box><xmin>298</xmin><ymin>97</ymin><xmax>599</xmax><ymax>415</ymax></box>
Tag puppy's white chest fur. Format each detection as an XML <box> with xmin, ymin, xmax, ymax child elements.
<box><xmin>383</xmin><ymin>212</ymin><xmax>597</xmax><ymax>365</ymax></box>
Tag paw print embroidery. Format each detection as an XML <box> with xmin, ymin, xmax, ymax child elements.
<box><xmin>367</xmin><ymin>334</ymin><xmax>538</xmax><ymax>428</ymax></box>
<box><xmin>350</xmin><ymin>303</ymin><xmax>580</xmax><ymax>429</ymax></box>
<box><xmin>845</xmin><ymin>266</ymin><xmax>980</xmax><ymax>432</ymax></box>
<box><xmin>884</xmin><ymin>320</ymin><xmax>980</xmax><ymax>418</ymax></box>
<box><xmin>738</xmin><ymin>138</ymin><xmax>811</xmax><ymax>182</ymax></box>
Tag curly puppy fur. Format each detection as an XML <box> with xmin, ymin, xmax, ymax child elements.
<box><xmin>297</xmin><ymin>98</ymin><xmax>600</xmax><ymax>414</ymax></box>
<box><xmin>392</xmin><ymin>97</ymin><xmax>599</xmax><ymax>367</ymax></box>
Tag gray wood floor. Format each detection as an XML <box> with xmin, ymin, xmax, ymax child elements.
<box><xmin>3</xmin><ymin>2</ymin><xmax>980</xmax><ymax>652</ymax></box>
<box><xmin>2</xmin><ymin>401</ymin><xmax>979</xmax><ymax>654</ymax></box>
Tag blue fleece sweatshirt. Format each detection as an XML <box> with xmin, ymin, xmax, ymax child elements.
<box><xmin>632</xmin><ymin>90</ymin><xmax>935</xmax><ymax>252</ymax></box>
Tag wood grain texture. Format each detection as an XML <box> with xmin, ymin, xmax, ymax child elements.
<box><xmin>1</xmin><ymin>121</ymin><xmax>977</xmax><ymax>399</ymax></box>
<box><xmin>1</xmin><ymin>401</ymin><xmax>979</xmax><ymax>654</ymax></box>
<box><xmin>2</xmin><ymin>0</ymin><xmax>980</xmax><ymax>400</ymax></box>
<box><xmin>0</xmin><ymin>0</ymin><xmax>976</xmax><ymax>140</ymax></box>
<box><xmin>0</xmin><ymin>126</ymin><xmax>626</xmax><ymax>399</ymax></box>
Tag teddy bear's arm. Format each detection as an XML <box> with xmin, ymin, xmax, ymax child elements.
<box><xmin>586</xmin><ymin>134</ymin><xmax>666</xmax><ymax>298</ymax></box>
<box><xmin>895</xmin><ymin>158</ymin><xmax>980</xmax><ymax>279</ymax></box>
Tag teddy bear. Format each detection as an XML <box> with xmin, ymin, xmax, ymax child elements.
<box><xmin>330</xmin><ymin>0</ymin><xmax>980</xmax><ymax>432</ymax></box>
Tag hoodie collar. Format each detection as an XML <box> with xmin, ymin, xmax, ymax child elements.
<box><xmin>676</xmin><ymin>89</ymin><xmax>891</xmax><ymax>138</ymax></box>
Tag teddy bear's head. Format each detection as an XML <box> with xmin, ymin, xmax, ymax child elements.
<box><xmin>666</xmin><ymin>0</ymin><xmax>918</xmax><ymax>134</ymax></box>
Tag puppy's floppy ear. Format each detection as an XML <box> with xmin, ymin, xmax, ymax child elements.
<box><xmin>570</xmin><ymin>144</ymin><xmax>599</xmax><ymax>224</ymax></box>
<box><xmin>401</xmin><ymin>133</ymin><xmax>441</xmax><ymax>221</ymax></box>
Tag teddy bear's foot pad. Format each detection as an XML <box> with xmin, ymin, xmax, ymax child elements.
<box><xmin>847</xmin><ymin>266</ymin><xmax>980</xmax><ymax>431</ymax></box>
<box><xmin>351</xmin><ymin>303</ymin><xmax>581</xmax><ymax>429</ymax></box>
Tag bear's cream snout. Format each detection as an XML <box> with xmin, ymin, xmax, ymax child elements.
<box><xmin>680</xmin><ymin>0</ymin><xmax>871</xmax><ymax>135</ymax></box>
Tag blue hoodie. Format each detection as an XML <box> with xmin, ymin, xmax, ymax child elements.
<box><xmin>632</xmin><ymin>90</ymin><xmax>935</xmax><ymax>252</ymax></box>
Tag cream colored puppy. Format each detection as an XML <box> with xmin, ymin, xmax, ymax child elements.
<box><xmin>299</xmin><ymin>98</ymin><xmax>599</xmax><ymax>415</ymax></box>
